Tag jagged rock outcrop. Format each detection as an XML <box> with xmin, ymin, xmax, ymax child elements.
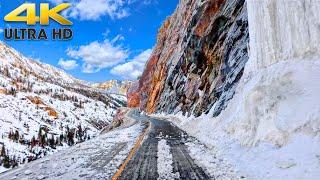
<box><xmin>128</xmin><ymin>0</ymin><xmax>249</xmax><ymax>117</ymax></box>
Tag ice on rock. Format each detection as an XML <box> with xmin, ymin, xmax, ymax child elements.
<box><xmin>246</xmin><ymin>0</ymin><xmax>320</xmax><ymax>71</ymax></box>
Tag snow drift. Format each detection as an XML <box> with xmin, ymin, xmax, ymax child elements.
<box><xmin>159</xmin><ymin>0</ymin><xmax>320</xmax><ymax>179</ymax></box>
<box><xmin>230</xmin><ymin>0</ymin><xmax>320</xmax><ymax>146</ymax></box>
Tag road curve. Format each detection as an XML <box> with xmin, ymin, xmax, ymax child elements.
<box><xmin>117</xmin><ymin>110</ymin><xmax>211</xmax><ymax>180</ymax></box>
<box><xmin>0</xmin><ymin>110</ymin><xmax>212</xmax><ymax>180</ymax></box>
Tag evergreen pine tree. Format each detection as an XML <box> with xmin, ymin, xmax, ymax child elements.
<box><xmin>1</xmin><ymin>145</ymin><xmax>6</xmax><ymax>157</ymax></box>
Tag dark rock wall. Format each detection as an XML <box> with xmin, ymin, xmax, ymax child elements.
<box><xmin>128</xmin><ymin>0</ymin><xmax>249</xmax><ymax>117</ymax></box>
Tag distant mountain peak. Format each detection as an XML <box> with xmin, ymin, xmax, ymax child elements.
<box><xmin>91</xmin><ymin>80</ymin><xmax>132</xmax><ymax>95</ymax></box>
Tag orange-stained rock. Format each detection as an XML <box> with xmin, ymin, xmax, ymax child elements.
<box><xmin>28</xmin><ymin>96</ymin><xmax>58</xmax><ymax>119</ymax></box>
<box><xmin>45</xmin><ymin>107</ymin><xmax>58</xmax><ymax>119</ymax></box>
<box><xmin>127</xmin><ymin>81</ymin><xmax>140</xmax><ymax>108</ymax></box>
<box><xmin>0</xmin><ymin>88</ymin><xmax>6</xmax><ymax>94</ymax></box>
<box><xmin>27</xmin><ymin>96</ymin><xmax>44</xmax><ymax>105</ymax></box>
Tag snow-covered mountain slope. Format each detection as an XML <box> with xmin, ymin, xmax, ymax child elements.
<box><xmin>0</xmin><ymin>41</ymin><xmax>126</xmax><ymax>173</ymax></box>
<box><xmin>91</xmin><ymin>80</ymin><xmax>132</xmax><ymax>96</ymax></box>
<box><xmin>154</xmin><ymin>0</ymin><xmax>320</xmax><ymax>179</ymax></box>
<box><xmin>0</xmin><ymin>122</ymin><xmax>144</xmax><ymax>179</ymax></box>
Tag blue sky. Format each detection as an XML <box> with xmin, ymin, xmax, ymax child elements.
<box><xmin>0</xmin><ymin>0</ymin><xmax>178</xmax><ymax>82</ymax></box>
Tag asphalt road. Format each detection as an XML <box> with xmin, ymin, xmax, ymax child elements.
<box><xmin>118</xmin><ymin>110</ymin><xmax>210</xmax><ymax>180</ymax></box>
<box><xmin>0</xmin><ymin>110</ymin><xmax>212</xmax><ymax>180</ymax></box>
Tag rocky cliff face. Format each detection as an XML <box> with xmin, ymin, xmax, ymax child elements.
<box><xmin>128</xmin><ymin>0</ymin><xmax>249</xmax><ymax>117</ymax></box>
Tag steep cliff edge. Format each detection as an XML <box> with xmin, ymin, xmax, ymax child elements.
<box><xmin>128</xmin><ymin>0</ymin><xmax>249</xmax><ymax>117</ymax></box>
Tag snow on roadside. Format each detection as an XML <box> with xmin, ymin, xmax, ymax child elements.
<box><xmin>0</xmin><ymin>123</ymin><xmax>144</xmax><ymax>179</ymax></box>
<box><xmin>185</xmin><ymin>140</ymin><xmax>242</xmax><ymax>179</ymax></box>
<box><xmin>157</xmin><ymin>139</ymin><xmax>177</xmax><ymax>180</ymax></box>
<box><xmin>154</xmin><ymin>59</ymin><xmax>320</xmax><ymax>179</ymax></box>
<box><xmin>0</xmin><ymin>167</ymin><xmax>6</xmax><ymax>174</ymax></box>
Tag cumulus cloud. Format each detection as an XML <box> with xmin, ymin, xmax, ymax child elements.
<box><xmin>111</xmin><ymin>49</ymin><xmax>152</xmax><ymax>80</ymax></box>
<box><xmin>70</xmin><ymin>0</ymin><xmax>130</xmax><ymax>20</ymax></box>
<box><xmin>58</xmin><ymin>59</ymin><xmax>78</xmax><ymax>70</ymax></box>
<box><xmin>67</xmin><ymin>38</ymin><xmax>128</xmax><ymax>73</ymax></box>
<box><xmin>50</xmin><ymin>0</ymin><xmax>131</xmax><ymax>20</ymax></box>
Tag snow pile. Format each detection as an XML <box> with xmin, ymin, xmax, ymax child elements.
<box><xmin>155</xmin><ymin>0</ymin><xmax>320</xmax><ymax>179</ymax></box>
<box><xmin>157</xmin><ymin>139</ymin><xmax>177</xmax><ymax>180</ymax></box>
<box><xmin>186</xmin><ymin>140</ymin><xmax>242</xmax><ymax>179</ymax></box>
<box><xmin>222</xmin><ymin>59</ymin><xmax>320</xmax><ymax>147</ymax></box>
<box><xmin>226</xmin><ymin>0</ymin><xmax>320</xmax><ymax>147</ymax></box>
<box><xmin>157</xmin><ymin>60</ymin><xmax>320</xmax><ymax>178</ymax></box>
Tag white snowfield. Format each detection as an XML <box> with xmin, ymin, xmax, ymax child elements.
<box><xmin>156</xmin><ymin>0</ymin><xmax>320</xmax><ymax>179</ymax></box>
<box><xmin>0</xmin><ymin>41</ymin><xmax>125</xmax><ymax>173</ymax></box>
<box><xmin>0</xmin><ymin>123</ymin><xmax>143</xmax><ymax>180</ymax></box>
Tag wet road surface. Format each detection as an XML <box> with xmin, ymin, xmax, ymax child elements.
<box><xmin>118</xmin><ymin>111</ymin><xmax>210</xmax><ymax>180</ymax></box>
<box><xmin>0</xmin><ymin>111</ymin><xmax>213</xmax><ymax>180</ymax></box>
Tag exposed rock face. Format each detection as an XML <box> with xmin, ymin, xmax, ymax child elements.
<box><xmin>127</xmin><ymin>81</ymin><xmax>140</xmax><ymax>107</ymax></box>
<box><xmin>128</xmin><ymin>0</ymin><xmax>249</xmax><ymax>117</ymax></box>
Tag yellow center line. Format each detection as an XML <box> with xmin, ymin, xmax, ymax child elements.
<box><xmin>112</xmin><ymin>122</ymin><xmax>151</xmax><ymax>180</ymax></box>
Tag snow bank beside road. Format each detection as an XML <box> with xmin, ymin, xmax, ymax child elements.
<box><xmin>223</xmin><ymin>59</ymin><xmax>320</xmax><ymax>147</ymax></box>
<box><xmin>156</xmin><ymin>0</ymin><xmax>320</xmax><ymax>179</ymax></box>
<box><xmin>155</xmin><ymin>59</ymin><xmax>320</xmax><ymax>179</ymax></box>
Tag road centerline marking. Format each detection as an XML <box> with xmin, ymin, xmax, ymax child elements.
<box><xmin>112</xmin><ymin>121</ymin><xmax>151</xmax><ymax>180</ymax></box>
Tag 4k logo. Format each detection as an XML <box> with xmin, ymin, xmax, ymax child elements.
<box><xmin>4</xmin><ymin>3</ymin><xmax>72</xmax><ymax>25</ymax></box>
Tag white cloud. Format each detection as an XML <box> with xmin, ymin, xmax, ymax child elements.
<box><xmin>111</xmin><ymin>34</ymin><xmax>125</xmax><ymax>43</ymax></box>
<box><xmin>67</xmin><ymin>39</ymin><xmax>128</xmax><ymax>73</ymax></box>
<box><xmin>0</xmin><ymin>29</ymin><xmax>3</xmax><ymax>34</ymax></box>
<box><xmin>71</xmin><ymin>0</ymin><xmax>130</xmax><ymax>20</ymax></box>
<box><xmin>58</xmin><ymin>59</ymin><xmax>78</xmax><ymax>70</ymax></box>
<box><xmin>111</xmin><ymin>49</ymin><xmax>152</xmax><ymax>80</ymax></box>
<box><xmin>49</xmin><ymin>0</ymin><xmax>158</xmax><ymax>21</ymax></box>
<box><xmin>50</xmin><ymin>0</ymin><xmax>131</xmax><ymax>20</ymax></box>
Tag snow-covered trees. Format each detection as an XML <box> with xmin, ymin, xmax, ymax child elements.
<box><xmin>0</xmin><ymin>42</ymin><xmax>125</xmax><ymax>173</ymax></box>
